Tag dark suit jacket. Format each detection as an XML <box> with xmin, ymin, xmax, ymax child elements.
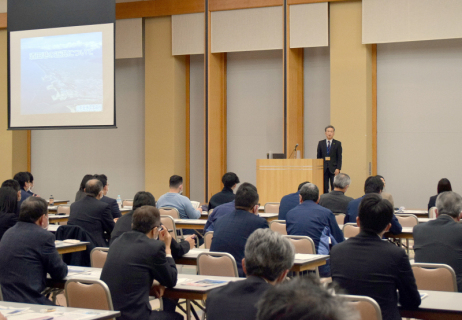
<box><xmin>206</xmin><ymin>276</ymin><xmax>271</xmax><ymax>320</ymax></box>
<box><xmin>414</xmin><ymin>214</ymin><xmax>462</xmax><ymax>292</ymax></box>
<box><xmin>210</xmin><ymin>209</ymin><xmax>269</xmax><ymax>277</ymax></box>
<box><xmin>101</xmin><ymin>231</ymin><xmax>177</xmax><ymax>320</ymax></box>
<box><xmin>75</xmin><ymin>190</ymin><xmax>86</xmax><ymax>202</ymax></box>
<box><xmin>0</xmin><ymin>211</ymin><xmax>18</xmax><ymax>241</ymax></box>
<box><xmin>110</xmin><ymin>210</ymin><xmax>190</xmax><ymax>259</ymax></box>
<box><xmin>100</xmin><ymin>195</ymin><xmax>122</xmax><ymax>219</ymax></box>
<box><xmin>204</xmin><ymin>201</ymin><xmax>235</xmax><ymax>233</ymax></box>
<box><xmin>331</xmin><ymin>230</ymin><xmax>421</xmax><ymax>320</ymax></box>
<box><xmin>208</xmin><ymin>187</ymin><xmax>235</xmax><ymax>211</ymax></box>
<box><xmin>0</xmin><ymin>222</ymin><xmax>68</xmax><ymax>305</ymax></box>
<box><xmin>278</xmin><ymin>191</ymin><xmax>300</xmax><ymax>220</ymax></box>
<box><xmin>345</xmin><ymin>195</ymin><xmax>402</xmax><ymax>235</ymax></box>
<box><xmin>317</xmin><ymin>139</ymin><xmax>342</xmax><ymax>173</ymax></box>
<box><xmin>18</xmin><ymin>189</ymin><xmax>32</xmax><ymax>208</ymax></box>
<box><xmin>428</xmin><ymin>195</ymin><xmax>437</xmax><ymax>211</ymax></box>
<box><xmin>319</xmin><ymin>190</ymin><xmax>354</xmax><ymax>214</ymax></box>
<box><xmin>68</xmin><ymin>196</ymin><xmax>115</xmax><ymax>247</ymax></box>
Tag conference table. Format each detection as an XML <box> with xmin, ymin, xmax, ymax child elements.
<box><xmin>0</xmin><ymin>301</ymin><xmax>120</xmax><ymax>320</ymax></box>
<box><xmin>48</xmin><ymin>214</ymin><xmax>70</xmax><ymax>223</ymax></box>
<box><xmin>47</xmin><ymin>267</ymin><xmax>240</xmax><ymax>320</ymax></box>
<box><xmin>384</xmin><ymin>227</ymin><xmax>414</xmax><ymax>240</ymax></box>
<box><xmin>50</xmin><ymin>200</ymin><xmax>69</xmax><ymax>206</ymax></box>
<box><xmin>55</xmin><ymin>240</ymin><xmax>89</xmax><ymax>255</ymax></box>
<box><xmin>175</xmin><ymin>248</ymin><xmax>329</xmax><ymax>275</ymax></box>
<box><xmin>400</xmin><ymin>290</ymin><xmax>462</xmax><ymax>319</ymax></box>
<box><xmin>396</xmin><ymin>209</ymin><xmax>429</xmax><ymax>218</ymax></box>
<box><xmin>175</xmin><ymin>213</ymin><xmax>279</xmax><ymax>230</ymax></box>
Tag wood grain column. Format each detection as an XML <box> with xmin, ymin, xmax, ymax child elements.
<box><xmin>330</xmin><ymin>1</ymin><xmax>373</xmax><ymax>198</ymax></box>
<box><xmin>285</xmin><ymin>3</ymin><xmax>304</xmax><ymax>158</ymax></box>
<box><xmin>205</xmin><ymin>9</ymin><xmax>227</xmax><ymax>202</ymax></box>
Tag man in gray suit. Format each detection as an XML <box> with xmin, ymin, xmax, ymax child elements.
<box><xmin>319</xmin><ymin>173</ymin><xmax>353</xmax><ymax>214</ymax></box>
<box><xmin>414</xmin><ymin>191</ymin><xmax>462</xmax><ymax>292</ymax></box>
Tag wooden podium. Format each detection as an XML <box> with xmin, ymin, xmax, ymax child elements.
<box><xmin>256</xmin><ymin>159</ymin><xmax>324</xmax><ymax>205</ymax></box>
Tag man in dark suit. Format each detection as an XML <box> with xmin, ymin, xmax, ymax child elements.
<box><xmin>345</xmin><ymin>176</ymin><xmax>402</xmax><ymax>235</ymax></box>
<box><xmin>317</xmin><ymin>125</ymin><xmax>342</xmax><ymax>194</ymax></box>
<box><xmin>0</xmin><ymin>197</ymin><xmax>68</xmax><ymax>305</ymax></box>
<box><xmin>207</xmin><ymin>229</ymin><xmax>294</xmax><ymax>320</ymax></box>
<box><xmin>319</xmin><ymin>173</ymin><xmax>353</xmax><ymax>214</ymax></box>
<box><xmin>208</xmin><ymin>172</ymin><xmax>239</xmax><ymax>211</ymax></box>
<box><xmin>101</xmin><ymin>206</ymin><xmax>182</xmax><ymax>320</ymax></box>
<box><xmin>210</xmin><ymin>183</ymin><xmax>269</xmax><ymax>277</ymax></box>
<box><xmin>204</xmin><ymin>200</ymin><xmax>235</xmax><ymax>233</ymax></box>
<box><xmin>331</xmin><ymin>193</ymin><xmax>421</xmax><ymax>320</ymax></box>
<box><xmin>13</xmin><ymin>172</ymin><xmax>32</xmax><ymax>208</ymax></box>
<box><xmin>286</xmin><ymin>183</ymin><xmax>344</xmax><ymax>277</ymax></box>
<box><xmin>68</xmin><ymin>179</ymin><xmax>115</xmax><ymax>247</ymax></box>
<box><xmin>414</xmin><ymin>191</ymin><xmax>462</xmax><ymax>292</ymax></box>
<box><xmin>95</xmin><ymin>174</ymin><xmax>121</xmax><ymax>219</ymax></box>
<box><xmin>278</xmin><ymin>181</ymin><xmax>309</xmax><ymax>220</ymax></box>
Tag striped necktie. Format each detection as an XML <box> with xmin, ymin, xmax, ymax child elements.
<box><xmin>327</xmin><ymin>141</ymin><xmax>331</xmax><ymax>155</ymax></box>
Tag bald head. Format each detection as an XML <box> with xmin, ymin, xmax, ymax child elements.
<box><xmin>85</xmin><ymin>179</ymin><xmax>103</xmax><ymax>198</ymax></box>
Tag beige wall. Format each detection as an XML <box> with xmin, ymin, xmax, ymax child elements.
<box><xmin>330</xmin><ymin>1</ymin><xmax>373</xmax><ymax>198</ymax></box>
<box><xmin>145</xmin><ymin>17</ymin><xmax>187</xmax><ymax>198</ymax></box>
<box><xmin>0</xmin><ymin>30</ymin><xmax>27</xmax><ymax>182</ymax></box>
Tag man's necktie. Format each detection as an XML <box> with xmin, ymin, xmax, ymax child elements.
<box><xmin>327</xmin><ymin>141</ymin><xmax>331</xmax><ymax>155</ymax></box>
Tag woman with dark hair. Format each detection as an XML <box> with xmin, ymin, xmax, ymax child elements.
<box><xmin>0</xmin><ymin>187</ymin><xmax>19</xmax><ymax>241</ymax></box>
<box><xmin>75</xmin><ymin>174</ymin><xmax>94</xmax><ymax>202</ymax></box>
<box><xmin>428</xmin><ymin>178</ymin><xmax>452</xmax><ymax>210</ymax></box>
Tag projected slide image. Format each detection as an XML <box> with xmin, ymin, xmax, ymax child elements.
<box><xmin>20</xmin><ymin>32</ymin><xmax>103</xmax><ymax>115</ymax></box>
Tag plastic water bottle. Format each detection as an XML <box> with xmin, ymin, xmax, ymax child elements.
<box><xmin>117</xmin><ymin>195</ymin><xmax>122</xmax><ymax>209</ymax></box>
<box><xmin>49</xmin><ymin>195</ymin><xmax>54</xmax><ymax>206</ymax></box>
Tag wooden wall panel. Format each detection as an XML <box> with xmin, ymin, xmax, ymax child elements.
<box><xmin>0</xmin><ymin>13</ymin><xmax>6</xmax><ymax>29</ymax></box>
<box><xmin>185</xmin><ymin>56</ymin><xmax>191</xmax><ymax>198</ymax></box>
<box><xmin>289</xmin><ymin>0</ymin><xmax>351</xmax><ymax>4</ymax></box>
<box><xmin>372</xmin><ymin>44</ymin><xmax>377</xmax><ymax>175</ymax></box>
<box><xmin>116</xmin><ymin>0</ymin><xmax>205</xmax><ymax>20</ymax></box>
<box><xmin>210</xmin><ymin>0</ymin><xmax>282</xmax><ymax>11</ymax></box>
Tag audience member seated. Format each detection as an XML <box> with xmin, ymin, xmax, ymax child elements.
<box><xmin>110</xmin><ymin>191</ymin><xmax>195</xmax><ymax>258</ymax></box>
<box><xmin>210</xmin><ymin>183</ymin><xmax>268</xmax><ymax>277</ymax></box>
<box><xmin>95</xmin><ymin>174</ymin><xmax>121</xmax><ymax>219</ymax></box>
<box><xmin>0</xmin><ymin>187</ymin><xmax>19</xmax><ymax>241</ymax></box>
<box><xmin>68</xmin><ymin>179</ymin><xmax>114</xmax><ymax>247</ymax></box>
<box><xmin>256</xmin><ymin>277</ymin><xmax>359</xmax><ymax>320</ymax></box>
<box><xmin>204</xmin><ymin>200</ymin><xmax>235</xmax><ymax>233</ymax></box>
<box><xmin>75</xmin><ymin>174</ymin><xmax>94</xmax><ymax>202</ymax></box>
<box><xmin>1</xmin><ymin>179</ymin><xmax>21</xmax><ymax>214</ymax></box>
<box><xmin>101</xmin><ymin>206</ymin><xmax>182</xmax><ymax>320</ymax></box>
<box><xmin>428</xmin><ymin>178</ymin><xmax>452</xmax><ymax>211</ymax></box>
<box><xmin>0</xmin><ymin>197</ymin><xmax>68</xmax><ymax>305</ymax></box>
<box><xmin>286</xmin><ymin>183</ymin><xmax>344</xmax><ymax>276</ymax></box>
<box><xmin>207</xmin><ymin>229</ymin><xmax>294</xmax><ymax>320</ymax></box>
<box><xmin>331</xmin><ymin>193</ymin><xmax>421</xmax><ymax>320</ymax></box>
<box><xmin>319</xmin><ymin>173</ymin><xmax>353</xmax><ymax>214</ymax></box>
<box><xmin>345</xmin><ymin>176</ymin><xmax>402</xmax><ymax>235</ymax></box>
<box><xmin>414</xmin><ymin>191</ymin><xmax>462</xmax><ymax>292</ymax></box>
<box><xmin>377</xmin><ymin>175</ymin><xmax>394</xmax><ymax>208</ymax></box>
<box><xmin>278</xmin><ymin>181</ymin><xmax>310</xmax><ymax>220</ymax></box>
<box><xmin>13</xmin><ymin>172</ymin><xmax>31</xmax><ymax>208</ymax></box>
<box><xmin>25</xmin><ymin>172</ymin><xmax>39</xmax><ymax>197</ymax></box>
<box><xmin>208</xmin><ymin>172</ymin><xmax>240</xmax><ymax>211</ymax></box>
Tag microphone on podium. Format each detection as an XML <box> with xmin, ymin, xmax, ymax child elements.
<box><xmin>288</xmin><ymin>144</ymin><xmax>299</xmax><ymax>159</ymax></box>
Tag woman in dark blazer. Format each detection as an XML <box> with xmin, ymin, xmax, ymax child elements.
<box><xmin>0</xmin><ymin>187</ymin><xmax>19</xmax><ymax>241</ymax></box>
<box><xmin>75</xmin><ymin>174</ymin><xmax>94</xmax><ymax>202</ymax></box>
<box><xmin>428</xmin><ymin>178</ymin><xmax>452</xmax><ymax>210</ymax></box>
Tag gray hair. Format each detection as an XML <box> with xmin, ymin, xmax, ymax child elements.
<box><xmin>333</xmin><ymin>173</ymin><xmax>351</xmax><ymax>189</ymax></box>
<box><xmin>436</xmin><ymin>191</ymin><xmax>462</xmax><ymax>218</ymax></box>
<box><xmin>300</xmin><ymin>183</ymin><xmax>319</xmax><ymax>202</ymax></box>
<box><xmin>245</xmin><ymin>229</ymin><xmax>295</xmax><ymax>281</ymax></box>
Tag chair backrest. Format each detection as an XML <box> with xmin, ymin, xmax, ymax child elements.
<box><xmin>264</xmin><ymin>202</ymin><xmax>280</xmax><ymax>213</ymax></box>
<box><xmin>343</xmin><ymin>223</ymin><xmax>360</xmax><ymax>238</ymax></box>
<box><xmin>283</xmin><ymin>235</ymin><xmax>316</xmax><ymax>254</ymax></box>
<box><xmin>57</xmin><ymin>205</ymin><xmax>70</xmax><ymax>215</ymax></box>
<box><xmin>270</xmin><ymin>220</ymin><xmax>287</xmax><ymax>235</ymax></box>
<box><xmin>65</xmin><ymin>279</ymin><xmax>114</xmax><ymax>311</ymax></box>
<box><xmin>395</xmin><ymin>214</ymin><xmax>418</xmax><ymax>227</ymax></box>
<box><xmin>342</xmin><ymin>295</ymin><xmax>382</xmax><ymax>320</ymax></box>
<box><xmin>429</xmin><ymin>207</ymin><xmax>437</xmax><ymax>219</ymax></box>
<box><xmin>411</xmin><ymin>263</ymin><xmax>457</xmax><ymax>292</ymax></box>
<box><xmin>159</xmin><ymin>207</ymin><xmax>180</xmax><ymax>219</ymax></box>
<box><xmin>334</xmin><ymin>213</ymin><xmax>345</xmax><ymax>227</ymax></box>
<box><xmin>204</xmin><ymin>231</ymin><xmax>213</xmax><ymax>249</ymax></box>
<box><xmin>90</xmin><ymin>247</ymin><xmax>109</xmax><ymax>268</ymax></box>
<box><xmin>160</xmin><ymin>215</ymin><xmax>178</xmax><ymax>240</ymax></box>
<box><xmin>197</xmin><ymin>252</ymin><xmax>239</xmax><ymax>277</ymax></box>
<box><xmin>122</xmin><ymin>200</ymin><xmax>133</xmax><ymax>208</ymax></box>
